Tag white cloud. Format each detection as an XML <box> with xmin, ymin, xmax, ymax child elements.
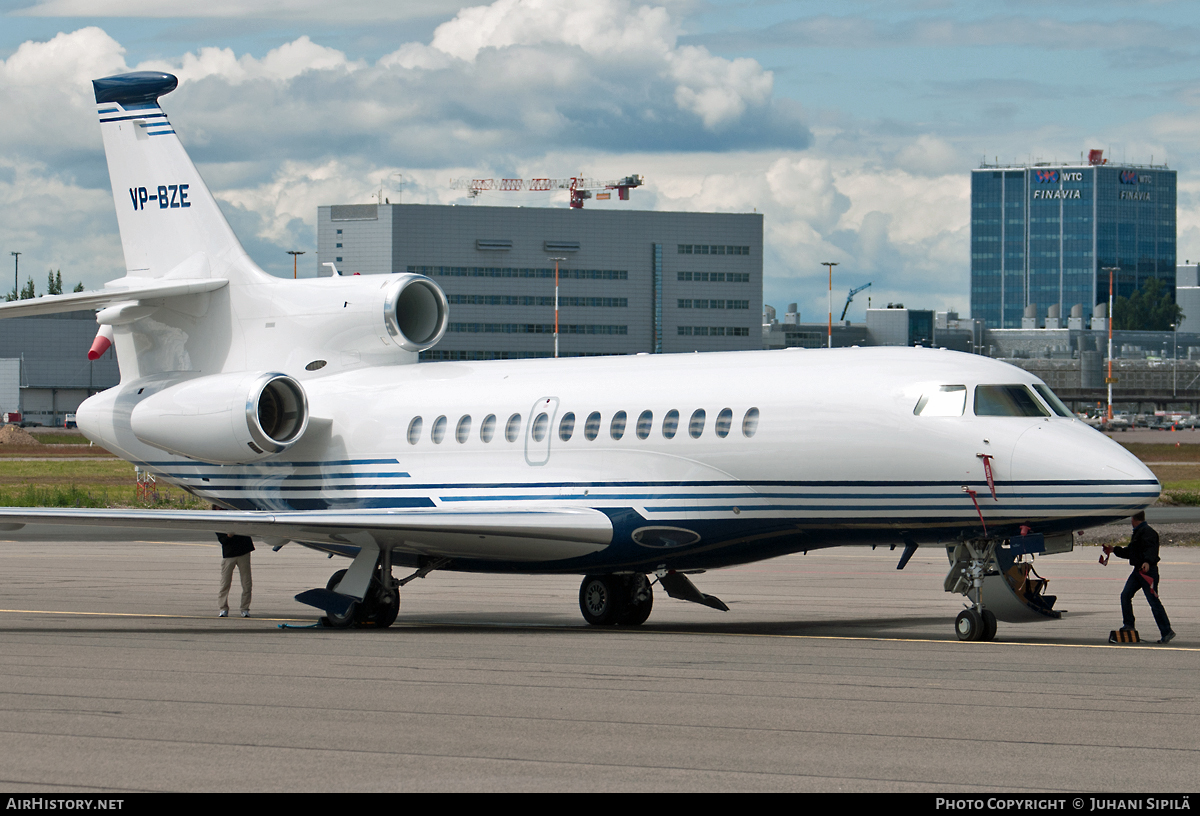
<box><xmin>13</xmin><ymin>0</ymin><xmax>473</xmax><ymax>20</ymax></box>
<box><xmin>0</xmin><ymin>28</ymin><xmax>128</xmax><ymax>153</ymax></box>
<box><xmin>0</xmin><ymin>155</ymin><xmax>123</xmax><ymax>292</ymax></box>
<box><xmin>0</xmin><ymin>2</ymin><xmax>974</xmax><ymax>312</ymax></box>
<box><xmin>428</xmin><ymin>0</ymin><xmax>677</xmax><ymax>61</ymax></box>
<box><xmin>145</xmin><ymin>36</ymin><xmax>365</xmax><ymax>86</ymax></box>
<box><xmin>420</xmin><ymin>0</ymin><xmax>775</xmax><ymax>131</ymax></box>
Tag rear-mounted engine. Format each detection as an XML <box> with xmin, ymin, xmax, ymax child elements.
<box><xmin>130</xmin><ymin>371</ymin><xmax>309</xmax><ymax>464</ymax></box>
<box><xmin>381</xmin><ymin>275</ymin><xmax>448</xmax><ymax>352</ymax></box>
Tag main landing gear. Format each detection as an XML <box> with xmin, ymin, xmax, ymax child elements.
<box><xmin>294</xmin><ymin>543</ymin><xmax>413</xmax><ymax>629</ymax></box>
<box><xmin>577</xmin><ymin>570</ymin><xmax>730</xmax><ymax>626</ymax></box>
<box><xmin>579</xmin><ymin>573</ymin><xmax>654</xmax><ymax>626</ymax></box>
<box><xmin>321</xmin><ymin>568</ymin><xmax>400</xmax><ymax>629</ymax></box>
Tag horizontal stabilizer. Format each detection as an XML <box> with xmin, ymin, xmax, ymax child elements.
<box><xmin>0</xmin><ymin>506</ymin><xmax>613</xmax><ymax>563</ymax></box>
<box><xmin>0</xmin><ymin>277</ymin><xmax>227</xmax><ymax>319</ymax></box>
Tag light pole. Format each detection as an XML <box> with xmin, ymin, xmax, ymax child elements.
<box><xmin>548</xmin><ymin>257</ymin><xmax>566</xmax><ymax>358</ymax></box>
<box><xmin>287</xmin><ymin>250</ymin><xmax>305</xmax><ymax>279</ymax></box>
<box><xmin>821</xmin><ymin>261</ymin><xmax>838</xmax><ymax>348</ymax></box>
<box><xmin>1173</xmin><ymin>322</ymin><xmax>1178</xmax><ymax>398</ymax></box>
<box><xmin>1103</xmin><ymin>266</ymin><xmax>1120</xmax><ymax>421</ymax></box>
<box><xmin>10</xmin><ymin>251</ymin><xmax>19</xmax><ymax>301</ymax></box>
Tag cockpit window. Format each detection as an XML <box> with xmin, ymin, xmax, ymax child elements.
<box><xmin>974</xmin><ymin>385</ymin><xmax>1049</xmax><ymax>417</ymax></box>
<box><xmin>1032</xmin><ymin>383</ymin><xmax>1073</xmax><ymax>418</ymax></box>
<box><xmin>914</xmin><ymin>385</ymin><xmax>967</xmax><ymax>416</ymax></box>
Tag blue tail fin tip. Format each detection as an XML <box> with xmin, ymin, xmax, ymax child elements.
<box><xmin>93</xmin><ymin>72</ymin><xmax>178</xmax><ymax>106</ymax></box>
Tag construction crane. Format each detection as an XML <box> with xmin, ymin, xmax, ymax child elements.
<box><xmin>840</xmin><ymin>282</ymin><xmax>872</xmax><ymax>321</ymax></box>
<box><xmin>449</xmin><ymin>174</ymin><xmax>644</xmax><ymax>208</ymax></box>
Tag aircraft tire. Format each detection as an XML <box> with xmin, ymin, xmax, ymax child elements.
<box><xmin>579</xmin><ymin>574</ymin><xmax>624</xmax><ymax>625</ymax></box>
<box><xmin>362</xmin><ymin>585</ymin><xmax>400</xmax><ymax>629</ymax></box>
<box><xmin>617</xmin><ymin>574</ymin><xmax>653</xmax><ymax>626</ymax></box>
<box><xmin>323</xmin><ymin>569</ymin><xmax>357</xmax><ymax>628</ymax></box>
<box><xmin>955</xmin><ymin>609</ymin><xmax>983</xmax><ymax>641</ymax></box>
<box><xmin>981</xmin><ymin>609</ymin><xmax>997</xmax><ymax>642</ymax></box>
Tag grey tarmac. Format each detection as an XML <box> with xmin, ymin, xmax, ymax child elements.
<box><xmin>0</xmin><ymin>529</ymin><xmax>1196</xmax><ymax>793</ymax></box>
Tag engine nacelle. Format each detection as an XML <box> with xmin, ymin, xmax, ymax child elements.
<box><xmin>130</xmin><ymin>371</ymin><xmax>309</xmax><ymax>464</ymax></box>
<box><xmin>380</xmin><ymin>275</ymin><xmax>449</xmax><ymax>352</ymax></box>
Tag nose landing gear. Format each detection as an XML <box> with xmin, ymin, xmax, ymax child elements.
<box><xmin>945</xmin><ymin>534</ymin><xmax>1063</xmax><ymax>641</ymax></box>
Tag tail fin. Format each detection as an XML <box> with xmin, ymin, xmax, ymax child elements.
<box><xmin>93</xmin><ymin>72</ymin><xmax>266</xmax><ymax>283</ymax></box>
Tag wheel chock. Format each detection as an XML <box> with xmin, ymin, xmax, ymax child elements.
<box><xmin>1109</xmin><ymin>629</ymin><xmax>1140</xmax><ymax>643</ymax></box>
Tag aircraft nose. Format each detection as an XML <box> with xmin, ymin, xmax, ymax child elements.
<box><xmin>1012</xmin><ymin>420</ymin><xmax>1160</xmax><ymax>517</ymax></box>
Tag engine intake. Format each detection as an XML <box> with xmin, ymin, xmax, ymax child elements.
<box><xmin>130</xmin><ymin>371</ymin><xmax>309</xmax><ymax>464</ymax></box>
<box><xmin>382</xmin><ymin>276</ymin><xmax>448</xmax><ymax>352</ymax></box>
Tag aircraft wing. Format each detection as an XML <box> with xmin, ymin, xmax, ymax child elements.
<box><xmin>0</xmin><ymin>277</ymin><xmax>227</xmax><ymax>318</ymax></box>
<box><xmin>0</xmin><ymin>506</ymin><xmax>613</xmax><ymax>562</ymax></box>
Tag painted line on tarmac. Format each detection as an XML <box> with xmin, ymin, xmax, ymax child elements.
<box><xmin>0</xmin><ymin>608</ymin><xmax>311</xmax><ymax>622</ymax></box>
<box><xmin>2</xmin><ymin>609</ymin><xmax>1195</xmax><ymax>651</ymax></box>
<box><xmin>648</xmin><ymin>630</ymin><xmax>1200</xmax><ymax>652</ymax></box>
<box><xmin>391</xmin><ymin>620</ymin><xmax>1200</xmax><ymax>651</ymax></box>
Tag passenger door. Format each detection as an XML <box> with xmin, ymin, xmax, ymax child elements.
<box><xmin>524</xmin><ymin>396</ymin><xmax>559</xmax><ymax>466</ymax></box>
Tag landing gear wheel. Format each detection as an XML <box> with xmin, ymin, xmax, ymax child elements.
<box><xmin>617</xmin><ymin>574</ymin><xmax>653</xmax><ymax>626</ymax></box>
<box><xmin>322</xmin><ymin>569</ymin><xmax>357</xmax><ymax>628</ymax></box>
<box><xmin>955</xmin><ymin>609</ymin><xmax>983</xmax><ymax>641</ymax></box>
<box><xmin>373</xmin><ymin>587</ymin><xmax>400</xmax><ymax>629</ymax></box>
<box><xmin>356</xmin><ymin>580</ymin><xmax>400</xmax><ymax>629</ymax></box>
<box><xmin>579</xmin><ymin>574</ymin><xmax>624</xmax><ymax>625</ymax></box>
<box><xmin>980</xmin><ymin>609</ymin><xmax>997</xmax><ymax>642</ymax></box>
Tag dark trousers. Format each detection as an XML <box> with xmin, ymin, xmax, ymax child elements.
<box><xmin>1121</xmin><ymin>569</ymin><xmax>1172</xmax><ymax>635</ymax></box>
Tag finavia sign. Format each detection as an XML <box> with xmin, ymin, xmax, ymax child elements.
<box><xmin>1033</xmin><ymin>189</ymin><xmax>1081</xmax><ymax>199</ymax></box>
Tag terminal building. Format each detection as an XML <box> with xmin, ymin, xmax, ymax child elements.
<box><xmin>316</xmin><ymin>203</ymin><xmax>763</xmax><ymax>359</ymax></box>
<box><xmin>970</xmin><ymin>154</ymin><xmax>1176</xmax><ymax>329</ymax></box>
<box><xmin>0</xmin><ymin>312</ymin><xmax>118</xmax><ymax>426</ymax></box>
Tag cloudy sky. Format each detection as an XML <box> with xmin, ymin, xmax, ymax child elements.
<box><xmin>1</xmin><ymin>0</ymin><xmax>1198</xmax><ymax>322</ymax></box>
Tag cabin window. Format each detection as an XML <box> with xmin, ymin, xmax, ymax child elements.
<box><xmin>636</xmin><ymin>410</ymin><xmax>653</xmax><ymax>439</ymax></box>
<box><xmin>431</xmin><ymin>415</ymin><xmax>447</xmax><ymax>444</ymax></box>
<box><xmin>455</xmin><ymin>415</ymin><xmax>471</xmax><ymax>444</ymax></box>
<box><xmin>662</xmin><ymin>409</ymin><xmax>679</xmax><ymax>439</ymax></box>
<box><xmin>505</xmin><ymin>413</ymin><xmax>522</xmax><ymax>442</ymax></box>
<box><xmin>715</xmin><ymin>408</ymin><xmax>732</xmax><ymax>438</ymax></box>
<box><xmin>407</xmin><ymin>417</ymin><xmax>422</xmax><ymax>445</ymax></box>
<box><xmin>532</xmin><ymin>412</ymin><xmax>549</xmax><ymax>442</ymax></box>
<box><xmin>1033</xmin><ymin>384</ymin><xmax>1073</xmax><ymax>418</ymax></box>
<box><xmin>914</xmin><ymin>385</ymin><xmax>967</xmax><ymax>417</ymax></box>
<box><xmin>559</xmin><ymin>412</ymin><xmax>575</xmax><ymax>441</ymax></box>
<box><xmin>480</xmin><ymin>414</ymin><xmax>496</xmax><ymax>442</ymax></box>
<box><xmin>611</xmin><ymin>410</ymin><xmax>627</xmax><ymax>440</ymax></box>
<box><xmin>974</xmin><ymin>385</ymin><xmax>1049</xmax><ymax>417</ymax></box>
<box><xmin>584</xmin><ymin>411</ymin><xmax>601</xmax><ymax>440</ymax></box>
<box><xmin>742</xmin><ymin>407</ymin><xmax>759</xmax><ymax>438</ymax></box>
<box><xmin>689</xmin><ymin>409</ymin><xmax>706</xmax><ymax>438</ymax></box>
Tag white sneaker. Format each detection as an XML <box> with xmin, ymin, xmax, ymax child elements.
<box><xmin>240</xmin><ymin>610</ymin><xmax>250</xmax><ymax>618</ymax></box>
<box><xmin>218</xmin><ymin>610</ymin><xmax>228</xmax><ymax>617</ymax></box>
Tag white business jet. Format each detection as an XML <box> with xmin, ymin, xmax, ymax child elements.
<box><xmin>0</xmin><ymin>73</ymin><xmax>1160</xmax><ymax>639</ymax></box>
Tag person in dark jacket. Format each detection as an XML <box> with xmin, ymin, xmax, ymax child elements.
<box><xmin>1103</xmin><ymin>511</ymin><xmax>1175</xmax><ymax>644</ymax></box>
<box><xmin>215</xmin><ymin>510</ymin><xmax>255</xmax><ymax>618</ymax></box>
